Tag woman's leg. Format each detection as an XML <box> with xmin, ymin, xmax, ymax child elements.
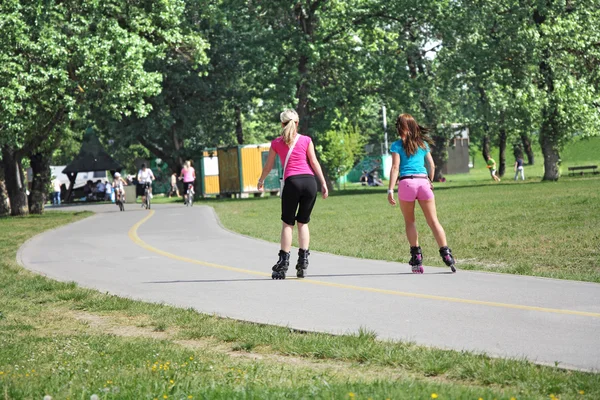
<box><xmin>297</xmin><ymin>222</ymin><xmax>310</xmax><ymax>250</ymax></box>
<box><xmin>399</xmin><ymin>200</ymin><xmax>418</xmax><ymax>246</ymax></box>
<box><xmin>417</xmin><ymin>198</ymin><xmax>448</xmax><ymax>248</ymax></box>
<box><xmin>280</xmin><ymin>222</ymin><xmax>293</xmax><ymax>252</ymax></box>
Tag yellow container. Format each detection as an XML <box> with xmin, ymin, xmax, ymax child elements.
<box><xmin>217</xmin><ymin>143</ymin><xmax>277</xmax><ymax>195</ymax></box>
<box><xmin>199</xmin><ymin>149</ymin><xmax>220</xmax><ymax>195</ymax></box>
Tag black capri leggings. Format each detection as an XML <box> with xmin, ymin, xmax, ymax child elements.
<box><xmin>281</xmin><ymin>174</ymin><xmax>318</xmax><ymax>226</ymax></box>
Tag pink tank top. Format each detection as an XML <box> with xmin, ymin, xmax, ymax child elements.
<box><xmin>271</xmin><ymin>135</ymin><xmax>315</xmax><ymax>180</ymax></box>
<box><xmin>181</xmin><ymin>167</ymin><xmax>195</xmax><ymax>183</ymax></box>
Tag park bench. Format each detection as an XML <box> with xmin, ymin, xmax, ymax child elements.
<box><xmin>568</xmin><ymin>165</ymin><xmax>599</xmax><ymax>176</ymax></box>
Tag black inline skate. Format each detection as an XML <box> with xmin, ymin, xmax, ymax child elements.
<box><xmin>272</xmin><ymin>250</ymin><xmax>290</xmax><ymax>280</ymax></box>
<box><xmin>439</xmin><ymin>246</ymin><xmax>456</xmax><ymax>273</ymax></box>
<box><xmin>409</xmin><ymin>246</ymin><xmax>424</xmax><ymax>274</ymax></box>
<box><xmin>296</xmin><ymin>248</ymin><xmax>310</xmax><ymax>278</ymax></box>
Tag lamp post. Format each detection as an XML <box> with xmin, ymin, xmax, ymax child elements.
<box><xmin>382</xmin><ymin>105</ymin><xmax>388</xmax><ymax>154</ymax></box>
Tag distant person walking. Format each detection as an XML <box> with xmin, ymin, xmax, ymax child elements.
<box><xmin>51</xmin><ymin>176</ymin><xmax>61</xmax><ymax>205</ymax></box>
<box><xmin>181</xmin><ymin>161</ymin><xmax>196</xmax><ymax>205</ymax></box>
<box><xmin>387</xmin><ymin>113</ymin><xmax>456</xmax><ymax>273</ymax></box>
<box><xmin>169</xmin><ymin>172</ymin><xmax>180</xmax><ymax>198</ymax></box>
<box><xmin>514</xmin><ymin>156</ymin><xmax>525</xmax><ymax>181</ymax></box>
<box><xmin>486</xmin><ymin>156</ymin><xmax>501</xmax><ymax>182</ymax></box>
<box><xmin>257</xmin><ymin>109</ymin><xmax>328</xmax><ymax>279</ymax></box>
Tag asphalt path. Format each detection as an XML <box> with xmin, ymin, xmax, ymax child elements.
<box><xmin>18</xmin><ymin>203</ymin><xmax>600</xmax><ymax>371</ymax></box>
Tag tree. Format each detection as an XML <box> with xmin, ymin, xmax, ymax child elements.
<box><xmin>532</xmin><ymin>1</ymin><xmax>600</xmax><ymax>180</ymax></box>
<box><xmin>443</xmin><ymin>0</ymin><xmax>599</xmax><ymax>181</ymax></box>
<box><xmin>317</xmin><ymin>122</ymin><xmax>365</xmax><ymax>185</ymax></box>
<box><xmin>0</xmin><ymin>0</ymin><xmax>208</xmax><ymax>214</ymax></box>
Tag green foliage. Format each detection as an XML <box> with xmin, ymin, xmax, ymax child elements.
<box><xmin>317</xmin><ymin>123</ymin><xmax>366</xmax><ymax>182</ymax></box>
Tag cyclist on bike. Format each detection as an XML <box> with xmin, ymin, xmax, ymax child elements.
<box><xmin>136</xmin><ymin>163</ymin><xmax>155</xmax><ymax>207</ymax></box>
<box><xmin>180</xmin><ymin>160</ymin><xmax>196</xmax><ymax>205</ymax></box>
<box><xmin>113</xmin><ymin>172</ymin><xmax>128</xmax><ymax>204</ymax></box>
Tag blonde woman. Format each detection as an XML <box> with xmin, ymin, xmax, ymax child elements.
<box><xmin>180</xmin><ymin>160</ymin><xmax>196</xmax><ymax>205</ymax></box>
<box><xmin>258</xmin><ymin>109</ymin><xmax>328</xmax><ymax>279</ymax></box>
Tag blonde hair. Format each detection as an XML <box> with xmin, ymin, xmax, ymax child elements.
<box><xmin>280</xmin><ymin>109</ymin><xmax>299</xmax><ymax>145</ymax></box>
<box><xmin>184</xmin><ymin>160</ymin><xmax>191</xmax><ymax>169</ymax></box>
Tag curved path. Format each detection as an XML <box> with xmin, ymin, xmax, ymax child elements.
<box><xmin>18</xmin><ymin>203</ymin><xmax>600</xmax><ymax>371</ymax></box>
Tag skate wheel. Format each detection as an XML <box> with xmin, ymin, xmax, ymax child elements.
<box><xmin>411</xmin><ymin>266</ymin><xmax>424</xmax><ymax>274</ymax></box>
<box><xmin>450</xmin><ymin>265</ymin><xmax>456</xmax><ymax>273</ymax></box>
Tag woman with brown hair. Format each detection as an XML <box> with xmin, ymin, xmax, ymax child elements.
<box><xmin>387</xmin><ymin>114</ymin><xmax>456</xmax><ymax>273</ymax></box>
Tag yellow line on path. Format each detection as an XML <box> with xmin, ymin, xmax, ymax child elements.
<box><xmin>129</xmin><ymin>210</ymin><xmax>600</xmax><ymax>319</ymax></box>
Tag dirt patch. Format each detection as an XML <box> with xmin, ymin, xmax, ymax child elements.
<box><xmin>67</xmin><ymin>310</ymin><xmax>412</xmax><ymax>381</ymax></box>
<box><xmin>71</xmin><ymin>311</ymin><xmax>171</xmax><ymax>340</ymax></box>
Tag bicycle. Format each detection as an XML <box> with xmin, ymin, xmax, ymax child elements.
<box><xmin>115</xmin><ymin>190</ymin><xmax>125</xmax><ymax>212</ymax></box>
<box><xmin>143</xmin><ymin>182</ymin><xmax>152</xmax><ymax>209</ymax></box>
<box><xmin>186</xmin><ymin>185</ymin><xmax>194</xmax><ymax>207</ymax></box>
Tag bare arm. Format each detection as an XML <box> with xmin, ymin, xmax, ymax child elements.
<box><xmin>257</xmin><ymin>148</ymin><xmax>277</xmax><ymax>191</ymax></box>
<box><xmin>425</xmin><ymin>152</ymin><xmax>435</xmax><ymax>182</ymax></box>
<box><xmin>307</xmin><ymin>141</ymin><xmax>328</xmax><ymax>199</ymax></box>
<box><xmin>387</xmin><ymin>152</ymin><xmax>400</xmax><ymax>206</ymax></box>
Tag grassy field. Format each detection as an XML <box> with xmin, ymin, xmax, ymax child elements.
<box><xmin>209</xmin><ymin>177</ymin><xmax>600</xmax><ymax>282</ymax></box>
<box><xmin>2</xmin><ymin>213</ymin><xmax>599</xmax><ymax>399</ymax></box>
<box><xmin>207</xmin><ymin>136</ymin><xmax>600</xmax><ymax>283</ymax></box>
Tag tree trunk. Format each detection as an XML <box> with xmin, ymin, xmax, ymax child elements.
<box><xmin>481</xmin><ymin>135</ymin><xmax>491</xmax><ymax>162</ymax></box>
<box><xmin>234</xmin><ymin>105</ymin><xmax>244</xmax><ymax>145</ymax></box>
<box><xmin>520</xmin><ymin>132</ymin><xmax>534</xmax><ymax>165</ymax></box>
<box><xmin>28</xmin><ymin>151</ymin><xmax>51</xmax><ymax>214</ymax></box>
<box><xmin>0</xmin><ymin>167</ymin><xmax>10</xmax><ymax>216</ymax></box>
<box><xmin>1</xmin><ymin>145</ymin><xmax>28</xmax><ymax>216</ymax></box>
<box><xmin>296</xmin><ymin>54</ymin><xmax>310</xmax><ymax>136</ymax></box>
<box><xmin>534</xmin><ymin>8</ymin><xmax>560</xmax><ymax>181</ymax></box>
<box><xmin>498</xmin><ymin>128</ymin><xmax>507</xmax><ymax>177</ymax></box>
<box><xmin>431</xmin><ymin>134</ymin><xmax>448</xmax><ymax>182</ymax></box>
<box><xmin>540</xmin><ymin>127</ymin><xmax>560</xmax><ymax>181</ymax></box>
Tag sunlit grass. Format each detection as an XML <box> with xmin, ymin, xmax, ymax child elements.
<box><xmin>1</xmin><ymin>213</ymin><xmax>598</xmax><ymax>398</ymax></box>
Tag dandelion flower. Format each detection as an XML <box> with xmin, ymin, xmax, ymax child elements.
<box><xmin>188</xmin><ymin>397</ymin><xmax>193</xmax><ymax>399</ymax></box>
<box><xmin>579</xmin><ymin>391</ymin><xmax>585</xmax><ymax>395</ymax></box>
<box><xmin>163</xmin><ymin>395</ymin><xmax>168</xmax><ymax>399</ymax></box>
<box><xmin>348</xmin><ymin>393</ymin><xmax>355</xmax><ymax>399</ymax></box>
<box><xmin>189</xmin><ymin>356</ymin><xmax>194</xmax><ymax>360</ymax></box>
<box><xmin>431</xmin><ymin>394</ymin><xmax>438</xmax><ymax>399</ymax></box>
<box><xmin>170</xmin><ymin>379</ymin><xmax>174</xmax><ymax>384</ymax></box>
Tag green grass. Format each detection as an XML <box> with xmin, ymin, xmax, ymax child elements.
<box><xmin>210</xmin><ymin>177</ymin><xmax>600</xmax><ymax>282</ymax></box>
<box><xmin>2</xmin><ymin>213</ymin><xmax>599</xmax><ymax>399</ymax></box>
<box><xmin>209</xmin><ymin>135</ymin><xmax>600</xmax><ymax>283</ymax></box>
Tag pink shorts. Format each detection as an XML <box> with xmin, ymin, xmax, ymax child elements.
<box><xmin>398</xmin><ymin>178</ymin><xmax>434</xmax><ymax>202</ymax></box>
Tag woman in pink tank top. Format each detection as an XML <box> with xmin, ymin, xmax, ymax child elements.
<box><xmin>180</xmin><ymin>160</ymin><xmax>196</xmax><ymax>205</ymax></box>
<box><xmin>257</xmin><ymin>109</ymin><xmax>328</xmax><ymax>280</ymax></box>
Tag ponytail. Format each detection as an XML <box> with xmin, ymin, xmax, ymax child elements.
<box><xmin>395</xmin><ymin>113</ymin><xmax>434</xmax><ymax>156</ymax></box>
<box><xmin>280</xmin><ymin>109</ymin><xmax>299</xmax><ymax>145</ymax></box>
